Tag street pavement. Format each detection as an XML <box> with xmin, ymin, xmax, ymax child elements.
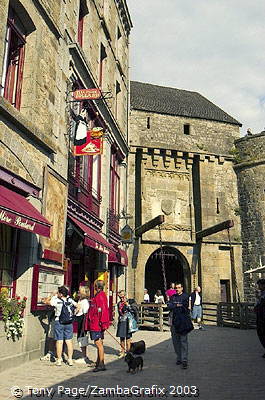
<box><xmin>0</xmin><ymin>326</ymin><xmax>264</xmax><ymax>400</ymax></box>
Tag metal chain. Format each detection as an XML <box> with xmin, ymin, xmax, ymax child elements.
<box><xmin>158</xmin><ymin>225</ymin><xmax>167</xmax><ymax>293</ymax></box>
<box><xmin>227</xmin><ymin>228</ymin><xmax>241</xmax><ymax>302</ymax></box>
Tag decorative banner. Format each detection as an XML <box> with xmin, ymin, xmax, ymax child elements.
<box><xmin>73</xmin><ymin>130</ymin><xmax>103</xmax><ymax>156</ymax></box>
<box><xmin>73</xmin><ymin>88</ymin><xmax>102</xmax><ymax>101</ymax></box>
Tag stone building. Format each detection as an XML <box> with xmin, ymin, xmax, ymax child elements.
<box><xmin>0</xmin><ymin>0</ymin><xmax>132</xmax><ymax>370</ymax></box>
<box><xmin>127</xmin><ymin>81</ymin><xmax>243</xmax><ymax>304</ymax></box>
<box><xmin>234</xmin><ymin>130</ymin><xmax>265</xmax><ymax>301</ymax></box>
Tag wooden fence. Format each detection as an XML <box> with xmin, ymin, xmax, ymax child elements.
<box><xmin>136</xmin><ymin>302</ymin><xmax>257</xmax><ymax>331</ymax></box>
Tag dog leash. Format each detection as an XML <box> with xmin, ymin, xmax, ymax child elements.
<box><xmin>105</xmin><ymin>329</ymin><xmax>127</xmax><ymax>353</ymax></box>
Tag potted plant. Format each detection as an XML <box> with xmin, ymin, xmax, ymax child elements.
<box><xmin>0</xmin><ymin>292</ymin><xmax>27</xmax><ymax>341</ymax></box>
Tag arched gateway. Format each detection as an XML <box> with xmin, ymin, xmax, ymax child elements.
<box><xmin>145</xmin><ymin>246</ymin><xmax>191</xmax><ymax>301</ymax></box>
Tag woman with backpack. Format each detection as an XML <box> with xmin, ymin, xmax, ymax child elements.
<box><xmin>43</xmin><ymin>286</ymin><xmax>77</xmax><ymax>366</ymax></box>
<box><xmin>116</xmin><ymin>290</ymin><xmax>138</xmax><ymax>358</ymax></box>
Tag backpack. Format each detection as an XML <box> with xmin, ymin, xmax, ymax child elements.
<box><xmin>59</xmin><ymin>298</ymin><xmax>75</xmax><ymax>325</ymax></box>
<box><xmin>128</xmin><ymin>299</ymin><xmax>139</xmax><ymax>323</ymax></box>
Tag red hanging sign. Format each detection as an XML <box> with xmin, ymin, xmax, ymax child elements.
<box><xmin>73</xmin><ymin>88</ymin><xmax>102</xmax><ymax>101</ymax></box>
<box><xmin>73</xmin><ymin>130</ymin><xmax>103</xmax><ymax>156</ymax></box>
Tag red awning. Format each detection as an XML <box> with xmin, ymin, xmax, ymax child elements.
<box><xmin>108</xmin><ymin>248</ymin><xmax>128</xmax><ymax>266</ymax></box>
<box><xmin>0</xmin><ymin>185</ymin><xmax>51</xmax><ymax>237</ymax></box>
<box><xmin>69</xmin><ymin>216</ymin><xmax>113</xmax><ymax>254</ymax></box>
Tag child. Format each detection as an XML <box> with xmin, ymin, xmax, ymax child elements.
<box><xmin>75</xmin><ymin>284</ymin><xmax>92</xmax><ymax>364</ymax></box>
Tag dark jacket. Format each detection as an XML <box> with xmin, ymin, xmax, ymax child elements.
<box><xmin>168</xmin><ymin>293</ymin><xmax>193</xmax><ymax>335</ymax></box>
<box><xmin>254</xmin><ymin>293</ymin><xmax>265</xmax><ymax>326</ymax></box>
<box><xmin>190</xmin><ymin>291</ymin><xmax>202</xmax><ymax>309</ymax></box>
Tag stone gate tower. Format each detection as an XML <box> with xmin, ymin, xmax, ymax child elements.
<box><xmin>127</xmin><ymin>81</ymin><xmax>243</xmax><ymax>303</ymax></box>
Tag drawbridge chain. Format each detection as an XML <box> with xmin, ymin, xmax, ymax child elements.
<box><xmin>158</xmin><ymin>224</ymin><xmax>168</xmax><ymax>293</ymax></box>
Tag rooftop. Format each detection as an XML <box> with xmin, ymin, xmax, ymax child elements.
<box><xmin>130</xmin><ymin>81</ymin><xmax>241</xmax><ymax>126</ymax></box>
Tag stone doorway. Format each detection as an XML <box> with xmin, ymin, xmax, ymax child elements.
<box><xmin>144</xmin><ymin>246</ymin><xmax>191</xmax><ymax>302</ymax></box>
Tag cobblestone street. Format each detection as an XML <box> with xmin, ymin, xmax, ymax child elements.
<box><xmin>0</xmin><ymin>326</ymin><xmax>264</xmax><ymax>400</ymax></box>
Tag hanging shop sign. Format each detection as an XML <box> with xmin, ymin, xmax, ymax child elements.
<box><xmin>73</xmin><ymin>129</ymin><xmax>104</xmax><ymax>156</ymax></box>
<box><xmin>120</xmin><ymin>224</ymin><xmax>134</xmax><ymax>244</ymax></box>
<box><xmin>73</xmin><ymin>88</ymin><xmax>102</xmax><ymax>101</ymax></box>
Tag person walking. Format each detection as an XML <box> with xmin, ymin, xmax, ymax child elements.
<box><xmin>43</xmin><ymin>286</ymin><xmax>77</xmax><ymax>366</ymax></box>
<box><xmin>75</xmin><ymin>284</ymin><xmax>92</xmax><ymax>364</ymax></box>
<box><xmin>116</xmin><ymin>290</ymin><xmax>138</xmax><ymax>358</ymax></box>
<box><xmin>168</xmin><ymin>283</ymin><xmax>193</xmax><ymax>369</ymax></box>
<box><xmin>254</xmin><ymin>278</ymin><xmax>265</xmax><ymax>358</ymax></box>
<box><xmin>154</xmin><ymin>289</ymin><xmax>165</xmax><ymax>304</ymax></box>
<box><xmin>85</xmin><ymin>280</ymin><xmax>109</xmax><ymax>372</ymax></box>
<box><xmin>190</xmin><ymin>286</ymin><xmax>203</xmax><ymax>329</ymax></box>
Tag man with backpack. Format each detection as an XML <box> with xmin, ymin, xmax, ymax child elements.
<box><xmin>44</xmin><ymin>286</ymin><xmax>77</xmax><ymax>366</ymax></box>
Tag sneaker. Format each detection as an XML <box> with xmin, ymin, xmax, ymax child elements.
<box><xmin>176</xmin><ymin>361</ymin><xmax>182</xmax><ymax>365</ymax></box>
<box><xmin>56</xmin><ymin>359</ymin><xmax>62</xmax><ymax>367</ymax></box>
<box><xmin>75</xmin><ymin>357</ymin><xmax>89</xmax><ymax>364</ymax></box>
<box><xmin>40</xmin><ymin>351</ymin><xmax>55</xmax><ymax>362</ymax></box>
<box><xmin>118</xmin><ymin>352</ymin><xmax>125</xmax><ymax>359</ymax></box>
<box><xmin>182</xmin><ymin>361</ymin><xmax>188</xmax><ymax>369</ymax></box>
<box><xmin>68</xmin><ymin>359</ymin><xmax>73</xmax><ymax>366</ymax></box>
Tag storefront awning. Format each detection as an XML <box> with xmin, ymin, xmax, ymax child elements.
<box><xmin>0</xmin><ymin>185</ymin><xmax>51</xmax><ymax>237</ymax></box>
<box><xmin>108</xmin><ymin>248</ymin><xmax>128</xmax><ymax>266</ymax></box>
<box><xmin>69</xmin><ymin>216</ymin><xmax>113</xmax><ymax>254</ymax></box>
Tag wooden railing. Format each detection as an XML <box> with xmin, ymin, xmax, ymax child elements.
<box><xmin>137</xmin><ymin>302</ymin><xmax>257</xmax><ymax>331</ymax></box>
<box><xmin>138</xmin><ymin>303</ymin><xmax>169</xmax><ymax>331</ymax></box>
<box><xmin>217</xmin><ymin>302</ymin><xmax>256</xmax><ymax>329</ymax></box>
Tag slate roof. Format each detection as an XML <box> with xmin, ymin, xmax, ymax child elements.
<box><xmin>130</xmin><ymin>81</ymin><xmax>241</xmax><ymax>126</ymax></box>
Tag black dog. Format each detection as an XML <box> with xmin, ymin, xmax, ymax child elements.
<box><xmin>124</xmin><ymin>352</ymin><xmax>143</xmax><ymax>373</ymax></box>
<box><xmin>130</xmin><ymin>340</ymin><xmax>146</xmax><ymax>355</ymax></box>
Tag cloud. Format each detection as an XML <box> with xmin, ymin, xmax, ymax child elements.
<box><xmin>127</xmin><ymin>0</ymin><xmax>265</xmax><ymax>133</ymax></box>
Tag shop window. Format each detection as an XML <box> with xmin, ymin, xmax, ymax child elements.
<box><xmin>0</xmin><ymin>224</ymin><xmax>18</xmax><ymax>296</ymax></box>
<box><xmin>0</xmin><ymin>6</ymin><xmax>27</xmax><ymax>110</ymax></box>
<box><xmin>184</xmin><ymin>124</ymin><xmax>190</xmax><ymax>135</ymax></box>
<box><xmin>99</xmin><ymin>43</ymin><xmax>107</xmax><ymax>88</ymax></box>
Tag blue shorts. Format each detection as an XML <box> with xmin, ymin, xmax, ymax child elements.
<box><xmin>90</xmin><ymin>331</ymin><xmax>104</xmax><ymax>341</ymax></box>
<box><xmin>192</xmin><ymin>305</ymin><xmax>202</xmax><ymax>320</ymax></box>
<box><xmin>54</xmin><ymin>321</ymin><xmax>73</xmax><ymax>340</ymax></box>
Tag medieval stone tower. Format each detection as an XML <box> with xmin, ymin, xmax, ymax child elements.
<box><xmin>127</xmin><ymin>81</ymin><xmax>243</xmax><ymax>303</ymax></box>
<box><xmin>234</xmin><ymin>130</ymin><xmax>265</xmax><ymax>301</ymax></box>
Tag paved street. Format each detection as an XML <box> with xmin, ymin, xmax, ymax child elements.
<box><xmin>0</xmin><ymin>326</ymin><xmax>264</xmax><ymax>400</ymax></box>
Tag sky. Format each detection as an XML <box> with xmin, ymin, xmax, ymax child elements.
<box><xmin>126</xmin><ymin>0</ymin><xmax>265</xmax><ymax>134</ymax></box>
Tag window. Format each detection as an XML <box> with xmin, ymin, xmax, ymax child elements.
<box><xmin>77</xmin><ymin>0</ymin><xmax>89</xmax><ymax>47</ymax></box>
<box><xmin>0</xmin><ymin>224</ymin><xmax>18</xmax><ymax>296</ymax></box>
<box><xmin>0</xmin><ymin>6</ymin><xmax>26</xmax><ymax>110</ymax></box>
<box><xmin>147</xmin><ymin>116</ymin><xmax>150</xmax><ymax>129</ymax></box>
<box><xmin>110</xmin><ymin>150</ymin><xmax>120</xmax><ymax>217</ymax></box>
<box><xmin>115</xmin><ymin>80</ymin><xmax>121</xmax><ymax>118</ymax></box>
<box><xmin>216</xmin><ymin>198</ymin><xmax>220</xmax><ymax>214</ymax></box>
<box><xmin>99</xmin><ymin>43</ymin><xmax>107</xmax><ymax>87</ymax></box>
<box><xmin>184</xmin><ymin>124</ymin><xmax>190</xmax><ymax>135</ymax></box>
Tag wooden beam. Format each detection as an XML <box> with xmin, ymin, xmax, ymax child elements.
<box><xmin>135</xmin><ymin>215</ymin><xmax>165</xmax><ymax>237</ymax></box>
<box><xmin>196</xmin><ymin>220</ymin><xmax>234</xmax><ymax>240</ymax></box>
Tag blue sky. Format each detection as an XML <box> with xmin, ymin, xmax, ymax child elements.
<box><xmin>127</xmin><ymin>0</ymin><xmax>265</xmax><ymax>134</ymax></box>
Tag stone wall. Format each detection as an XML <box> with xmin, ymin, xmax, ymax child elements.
<box><xmin>234</xmin><ymin>132</ymin><xmax>265</xmax><ymax>301</ymax></box>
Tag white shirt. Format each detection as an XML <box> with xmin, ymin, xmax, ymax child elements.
<box><xmin>76</xmin><ymin>298</ymin><xmax>90</xmax><ymax>316</ymax></box>
<box><xmin>154</xmin><ymin>295</ymin><xmax>165</xmax><ymax>304</ymax></box>
<box><xmin>194</xmin><ymin>292</ymin><xmax>201</xmax><ymax>306</ymax></box>
<box><xmin>144</xmin><ymin>293</ymin><xmax>150</xmax><ymax>302</ymax></box>
<box><xmin>50</xmin><ymin>296</ymin><xmax>77</xmax><ymax>321</ymax></box>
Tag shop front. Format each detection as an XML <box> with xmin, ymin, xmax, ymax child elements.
<box><xmin>65</xmin><ymin>215</ymin><xmax>113</xmax><ymax>300</ymax></box>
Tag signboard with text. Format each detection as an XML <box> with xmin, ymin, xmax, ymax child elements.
<box><xmin>73</xmin><ymin>88</ymin><xmax>102</xmax><ymax>101</ymax></box>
